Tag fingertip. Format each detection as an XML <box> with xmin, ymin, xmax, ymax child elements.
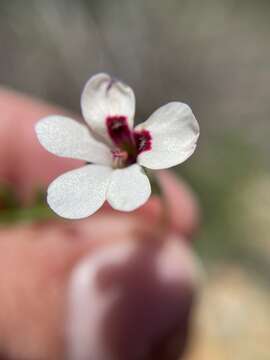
<box><xmin>157</xmin><ymin>170</ymin><xmax>200</xmax><ymax>237</ymax></box>
<box><xmin>133</xmin><ymin>170</ymin><xmax>200</xmax><ymax>238</ymax></box>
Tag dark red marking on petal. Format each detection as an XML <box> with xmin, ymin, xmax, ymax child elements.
<box><xmin>134</xmin><ymin>129</ymin><xmax>152</xmax><ymax>154</ymax></box>
<box><xmin>106</xmin><ymin>116</ymin><xmax>134</xmax><ymax>148</ymax></box>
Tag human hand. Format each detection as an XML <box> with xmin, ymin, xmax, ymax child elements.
<box><xmin>0</xmin><ymin>88</ymin><xmax>200</xmax><ymax>360</ymax></box>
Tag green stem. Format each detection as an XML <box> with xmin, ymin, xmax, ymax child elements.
<box><xmin>0</xmin><ymin>204</ymin><xmax>55</xmax><ymax>225</ymax></box>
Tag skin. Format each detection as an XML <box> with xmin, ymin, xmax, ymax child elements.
<box><xmin>0</xmin><ymin>88</ymin><xmax>200</xmax><ymax>360</ymax></box>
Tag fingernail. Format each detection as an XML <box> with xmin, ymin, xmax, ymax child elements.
<box><xmin>66</xmin><ymin>237</ymin><xmax>201</xmax><ymax>360</ymax></box>
<box><xmin>66</xmin><ymin>241</ymin><xmax>136</xmax><ymax>360</ymax></box>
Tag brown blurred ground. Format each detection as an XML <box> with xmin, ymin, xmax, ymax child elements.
<box><xmin>184</xmin><ymin>265</ymin><xmax>270</xmax><ymax>360</ymax></box>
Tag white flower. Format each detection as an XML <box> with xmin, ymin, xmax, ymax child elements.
<box><xmin>35</xmin><ymin>73</ymin><xmax>199</xmax><ymax>219</ymax></box>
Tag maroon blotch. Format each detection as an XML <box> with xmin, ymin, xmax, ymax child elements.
<box><xmin>106</xmin><ymin>116</ymin><xmax>134</xmax><ymax>148</ymax></box>
<box><xmin>134</xmin><ymin>129</ymin><xmax>152</xmax><ymax>154</ymax></box>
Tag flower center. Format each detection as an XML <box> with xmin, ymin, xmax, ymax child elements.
<box><xmin>106</xmin><ymin>116</ymin><xmax>151</xmax><ymax>168</ymax></box>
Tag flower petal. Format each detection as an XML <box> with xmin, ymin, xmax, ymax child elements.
<box><xmin>135</xmin><ymin>102</ymin><xmax>199</xmax><ymax>169</ymax></box>
<box><xmin>36</xmin><ymin>116</ymin><xmax>112</xmax><ymax>166</ymax></box>
<box><xmin>81</xmin><ymin>73</ymin><xmax>135</xmax><ymax>144</ymax></box>
<box><xmin>47</xmin><ymin>165</ymin><xmax>112</xmax><ymax>219</ymax></box>
<box><xmin>106</xmin><ymin>164</ymin><xmax>151</xmax><ymax>211</ymax></box>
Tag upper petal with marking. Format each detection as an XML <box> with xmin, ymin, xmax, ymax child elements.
<box><xmin>135</xmin><ymin>102</ymin><xmax>199</xmax><ymax>169</ymax></box>
<box><xmin>81</xmin><ymin>73</ymin><xmax>135</xmax><ymax>144</ymax></box>
<box><xmin>35</xmin><ymin>116</ymin><xmax>112</xmax><ymax>166</ymax></box>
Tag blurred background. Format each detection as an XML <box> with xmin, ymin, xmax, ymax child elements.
<box><xmin>0</xmin><ymin>0</ymin><xmax>269</xmax><ymax>358</ymax></box>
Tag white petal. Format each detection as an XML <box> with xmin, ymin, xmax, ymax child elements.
<box><xmin>81</xmin><ymin>73</ymin><xmax>135</xmax><ymax>143</ymax></box>
<box><xmin>135</xmin><ymin>102</ymin><xmax>199</xmax><ymax>169</ymax></box>
<box><xmin>47</xmin><ymin>165</ymin><xmax>112</xmax><ymax>219</ymax></box>
<box><xmin>36</xmin><ymin>116</ymin><xmax>112</xmax><ymax>166</ymax></box>
<box><xmin>106</xmin><ymin>164</ymin><xmax>151</xmax><ymax>212</ymax></box>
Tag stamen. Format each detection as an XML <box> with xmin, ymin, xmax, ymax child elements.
<box><xmin>112</xmin><ymin>149</ymin><xmax>129</xmax><ymax>168</ymax></box>
<box><xmin>112</xmin><ymin>149</ymin><xmax>128</xmax><ymax>161</ymax></box>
